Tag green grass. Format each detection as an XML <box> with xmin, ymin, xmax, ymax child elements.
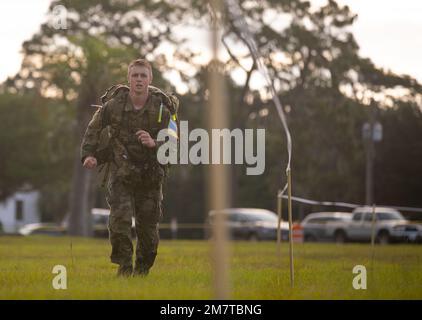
<box><xmin>0</xmin><ymin>236</ymin><xmax>421</xmax><ymax>299</ymax></box>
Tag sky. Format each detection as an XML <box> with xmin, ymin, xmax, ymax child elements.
<box><xmin>0</xmin><ymin>0</ymin><xmax>51</xmax><ymax>82</ymax></box>
<box><xmin>0</xmin><ymin>0</ymin><xmax>421</xmax><ymax>84</ymax></box>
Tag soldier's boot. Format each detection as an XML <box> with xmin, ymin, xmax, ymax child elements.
<box><xmin>117</xmin><ymin>264</ymin><xmax>133</xmax><ymax>277</ymax></box>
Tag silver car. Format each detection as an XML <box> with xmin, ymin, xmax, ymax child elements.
<box><xmin>301</xmin><ymin>212</ymin><xmax>352</xmax><ymax>242</ymax></box>
<box><xmin>207</xmin><ymin>208</ymin><xmax>289</xmax><ymax>241</ymax></box>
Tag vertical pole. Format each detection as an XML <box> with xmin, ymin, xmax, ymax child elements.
<box><xmin>171</xmin><ymin>217</ymin><xmax>178</xmax><ymax>240</ymax></box>
<box><xmin>371</xmin><ymin>203</ymin><xmax>376</xmax><ymax>270</ymax></box>
<box><xmin>70</xmin><ymin>240</ymin><xmax>74</xmax><ymax>269</ymax></box>
<box><xmin>277</xmin><ymin>190</ymin><xmax>282</xmax><ymax>257</ymax></box>
<box><xmin>365</xmin><ymin>101</ymin><xmax>375</xmax><ymax>205</ymax></box>
<box><xmin>371</xmin><ymin>203</ymin><xmax>376</xmax><ymax>247</ymax></box>
<box><xmin>209</xmin><ymin>0</ymin><xmax>230</xmax><ymax>300</ymax></box>
<box><xmin>287</xmin><ymin>169</ymin><xmax>294</xmax><ymax>288</ymax></box>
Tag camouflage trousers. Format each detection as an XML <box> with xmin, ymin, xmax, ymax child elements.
<box><xmin>105</xmin><ymin>175</ymin><xmax>163</xmax><ymax>272</ymax></box>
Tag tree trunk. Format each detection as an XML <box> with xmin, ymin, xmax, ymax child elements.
<box><xmin>67</xmin><ymin>86</ymin><xmax>98</xmax><ymax>237</ymax></box>
<box><xmin>68</xmin><ymin>148</ymin><xmax>95</xmax><ymax>236</ymax></box>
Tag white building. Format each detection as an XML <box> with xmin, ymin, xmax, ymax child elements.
<box><xmin>0</xmin><ymin>190</ymin><xmax>40</xmax><ymax>233</ymax></box>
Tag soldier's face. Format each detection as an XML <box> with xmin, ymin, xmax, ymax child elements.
<box><xmin>128</xmin><ymin>65</ymin><xmax>152</xmax><ymax>95</ymax></box>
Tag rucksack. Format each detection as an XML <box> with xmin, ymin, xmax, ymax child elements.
<box><xmin>94</xmin><ymin>84</ymin><xmax>179</xmax><ymax>186</ymax></box>
<box><xmin>100</xmin><ymin>84</ymin><xmax>179</xmax><ymax>116</ymax></box>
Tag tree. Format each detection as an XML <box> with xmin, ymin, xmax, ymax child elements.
<box><xmin>197</xmin><ymin>0</ymin><xmax>422</xmax><ymax>216</ymax></box>
<box><xmin>3</xmin><ymin>0</ymin><xmax>422</xmax><ymax>230</ymax></box>
<box><xmin>6</xmin><ymin>0</ymin><xmax>184</xmax><ymax>235</ymax></box>
<box><xmin>0</xmin><ymin>92</ymin><xmax>50</xmax><ymax>201</ymax></box>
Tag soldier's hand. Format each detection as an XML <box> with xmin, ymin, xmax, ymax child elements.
<box><xmin>136</xmin><ymin>130</ymin><xmax>156</xmax><ymax>148</ymax></box>
<box><xmin>83</xmin><ymin>156</ymin><xmax>97</xmax><ymax>169</ymax></box>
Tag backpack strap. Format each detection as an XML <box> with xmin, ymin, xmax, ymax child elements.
<box><xmin>98</xmin><ymin>90</ymin><xmax>129</xmax><ymax>188</ymax></box>
<box><xmin>149</xmin><ymin>85</ymin><xmax>179</xmax><ymax>117</ymax></box>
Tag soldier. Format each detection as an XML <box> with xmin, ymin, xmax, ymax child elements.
<box><xmin>81</xmin><ymin>58</ymin><xmax>177</xmax><ymax>277</ymax></box>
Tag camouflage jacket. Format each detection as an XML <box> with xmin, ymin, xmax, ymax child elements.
<box><xmin>80</xmin><ymin>86</ymin><xmax>172</xmax><ymax>189</ymax></box>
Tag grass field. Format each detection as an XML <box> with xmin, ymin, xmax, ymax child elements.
<box><xmin>0</xmin><ymin>236</ymin><xmax>421</xmax><ymax>299</ymax></box>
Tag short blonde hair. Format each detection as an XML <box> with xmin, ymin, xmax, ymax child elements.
<box><xmin>127</xmin><ymin>58</ymin><xmax>153</xmax><ymax>79</ymax></box>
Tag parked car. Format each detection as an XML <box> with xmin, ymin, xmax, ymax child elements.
<box><xmin>206</xmin><ymin>208</ymin><xmax>289</xmax><ymax>241</ymax></box>
<box><xmin>301</xmin><ymin>212</ymin><xmax>352</xmax><ymax>242</ymax></box>
<box><xmin>19</xmin><ymin>208</ymin><xmax>135</xmax><ymax>237</ymax></box>
<box><xmin>19</xmin><ymin>223</ymin><xmax>67</xmax><ymax>236</ymax></box>
<box><xmin>330</xmin><ymin>206</ymin><xmax>422</xmax><ymax>244</ymax></box>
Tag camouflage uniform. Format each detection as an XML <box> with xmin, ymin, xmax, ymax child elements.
<box><xmin>81</xmin><ymin>86</ymin><xmax>171</xmax><ymax>275</ymax></box>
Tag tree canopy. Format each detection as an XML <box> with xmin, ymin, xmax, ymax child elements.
<box><xmin>2</xmin><ymin>0</ymin><xmax>422</xmax><ymax>229</ymax></box>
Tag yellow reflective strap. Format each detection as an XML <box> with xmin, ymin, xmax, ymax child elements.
<box><xmin>172</xmin><ymin>114</ymin><xmax>177</xmax><ymax>121</ymax></box>
<box><xmin>158</xmin><ymin>102</ymin><xmax>163</xmax><ymax>123</ymax></box>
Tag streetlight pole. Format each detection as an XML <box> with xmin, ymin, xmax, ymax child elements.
<box><xmin>365</xmin><ymin>101</ymin><xmax>375</xmax><ymax>205</ymax></box>
<box><xmin>363</xmin><ymin>99</ymin><xmax>382</xmax><ymax>205</ymax></box>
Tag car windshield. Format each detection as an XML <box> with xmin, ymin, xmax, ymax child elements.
<box><xmin>377</xmin><ymin>212</ymin><xmax>404</xmax><ymax>220</ymax></box>
<box><xmin>353</xmin><ymin>213</ymin><xmax>362</xmax><ymax>221</ymax></box>
<box><xmin>210</xmin><ymin>211</ymin><xmax>278</xmax><ymax>223</ymax></box>
<box><xmin>362</xmin><ymin>211</ymin><xmax>404</xmax><ymax>221</ymax></box>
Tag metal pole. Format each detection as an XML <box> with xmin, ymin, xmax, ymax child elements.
<box><xmin>365</xmin><ymin>101</ymin><xmax>375</xmax><ymax>205</ymax></box>
<box><xmin>287</xmin><ymin>169</ymin><xmax>294</xmax><ymax>288</ymax></box>
<box><xmin>209</xmin><ymin>0</ymin><xmax>230</xmax><ymax>300</ymax></box>
<box><xmin>371</xmin><ymin>203</ymin><xmax>376</xmax><ymax>247</ymax></box>
<box><xmin>371</xmin><ymin>203</ymin><xmax>376</xmax><ymax>270</ymax></box>
<box><xmin>277</xmin><ymin>190</ymin><xmax>282</xmax><ymax>257</ymax></box>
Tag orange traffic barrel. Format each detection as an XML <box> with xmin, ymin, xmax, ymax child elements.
<box><xmin>292</xmin><ymin>223</ymin><xmax>304</xmax><ymax>243</ymax></box>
